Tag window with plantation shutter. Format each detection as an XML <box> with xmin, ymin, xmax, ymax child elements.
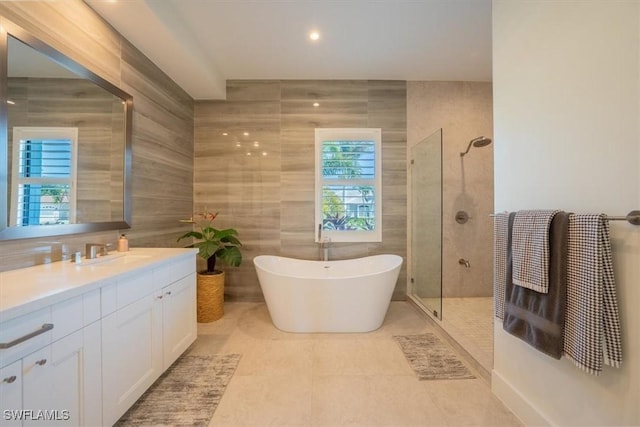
<box><xmin>10</xmin><ymin>127</ymin><xmax>77</xmax><ymax>226</ymax></box>
<box><xmin>315</xmin><ymin>128</ymin><xmax>382</xmax><ymax>243</ymax></box>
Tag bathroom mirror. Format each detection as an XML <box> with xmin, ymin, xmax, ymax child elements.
<box><xmin>0</xmin><ymin>18</ymin><xmax>133</xmax><ymax>240</ymax></box>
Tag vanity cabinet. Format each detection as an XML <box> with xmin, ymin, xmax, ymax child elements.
<box><xmin>0</xmin><ymin>249</ymin><xmax>197</xmax><ymax>427</ymax></box>
<box><xmin>101</xmin><ymin>257</ymin><xmax>196</xmax><ymax>426</ymax></box>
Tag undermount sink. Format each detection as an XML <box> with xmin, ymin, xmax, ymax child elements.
<box><xmin>75</xmin><ymin>252</ymin><xmax>152</xmax><ymax>266</ymax></box>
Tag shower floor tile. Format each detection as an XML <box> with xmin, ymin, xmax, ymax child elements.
<box><xmin>423</xmin><ymin>297</ymin><xmax>494</xmax><ymax>373</ymax></box>
<box><xmin>192</xmin><ymin>301</ymin><xmax>521</xmax><ymax>426</ymax></box>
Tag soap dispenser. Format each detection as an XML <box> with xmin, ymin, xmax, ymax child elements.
<box><xmin>117</xmin><ymin>234</ymin><xmax>129</xmax><ymax>252</ymax></box>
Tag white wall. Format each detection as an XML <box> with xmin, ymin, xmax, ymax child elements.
<box><xmin>492</xmin><ymin>1</ymin><xmax>640</xmax><ymax>426</ymax></box>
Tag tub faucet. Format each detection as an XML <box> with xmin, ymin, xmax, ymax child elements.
<box><xmin>317</xmin><ymin>224</ymin><xmax>331</xmax><ymax>261</ymax></box>
<box><xmin>458</xmin><ymin>258</ymin><xmax>471</xmax><ymax>268</ymax></box>
<box><xmin>320</xmin><ymin>237</ymin><xmax>332</xmax><ymax>261</ymax></box>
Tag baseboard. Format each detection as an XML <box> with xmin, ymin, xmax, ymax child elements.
<box><xmin>491</xmin><ymin>369</ymin><xmax>552</xmax><ymax>427</ymax></box>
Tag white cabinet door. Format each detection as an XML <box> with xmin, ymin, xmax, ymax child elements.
<box><xmin>22</xmin><ymin>329</ymin><xmax>95</xmax><ymax>426</ymax></box>
<box><xmin>101</xmin><ymin>293</ymin><xmax>162</xmax><ymax>426</ymax></box>
<box><xmin>162</xmin><ymin>273</ymin><xmax>197</xmax><ymax>369</ymax></box>
<box><xmin>82</xmin><ymin>322</ymin><xmax>102</xmax><ymax>427</ymax></box>
<box><xmin>22</xmin><ymin>345</ymin><xmax>53</xmax><ymax>425</ymax></box>
<box><xmin>0</xmin><ymin>360</ymin><xmax>22</xmax><ymax>427</ymax></box>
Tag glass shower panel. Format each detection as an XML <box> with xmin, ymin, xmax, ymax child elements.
<box><xmin>410</xmin><ymin>129</ymin><xmax>443</xmax><ymax>319</ymax></box>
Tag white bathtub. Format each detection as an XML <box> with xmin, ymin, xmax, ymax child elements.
<box><xmin>253</xmin><ymin>254</ymin><xmax>403</xmax><ymax>333</ymax></box>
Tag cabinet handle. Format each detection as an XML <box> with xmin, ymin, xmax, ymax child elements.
<box><xmin>165</xmin><ymin>291</ymin><xmax>172</xmax><ymax>296</ymax></box>
<box><xmin>2</xmin><ymin>376</ymin><xmax>17</xmax><ymax>384</ymax></box>
<box><xmin>35</xmin><ymin>359</ymin><xmax>47</xmax><ymax>366</ymax></box>
<box><xmin>156</xmin><ymin>295</ymin><xmax>163</xmax><ymax>299</ymax></box>
<box><xmin>0</xmin><ymin>323</ymin><xmax>54</xmax><ymax>349</ymax></box>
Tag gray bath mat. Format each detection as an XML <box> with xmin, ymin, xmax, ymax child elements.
<box><xmin>115</xmin><ymin>353</ymin><xmax>241</xmax><ymax>426</ymax></box>
<box><xmin>394</xmin><ymin>333</ymin><xmax>475</xmax><ymax>380</ymax></box>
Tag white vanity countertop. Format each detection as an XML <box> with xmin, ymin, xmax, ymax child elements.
<box><xmin>0</xmin><ymin>247</ymin><xmax>197</xmax><ymax>322</ymax></box>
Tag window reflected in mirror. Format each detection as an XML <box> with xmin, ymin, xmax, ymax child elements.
<box><xmin>10</xmin><ymin>127</ymin><xmax>77</xmax><ymax>226</ymax></box>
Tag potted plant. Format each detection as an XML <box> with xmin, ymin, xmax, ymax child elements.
<box><xmin>178</xmin><ymin>210</ymin><xmax>242</xmax><ymax>322</ymax></box>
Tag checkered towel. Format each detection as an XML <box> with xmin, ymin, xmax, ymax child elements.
<box><xmin>563</xmin><ymin>214</ymin><xmax>622</xmax><ymax>375</ymax></box>
<box><xmin>493</xmin><ymin>212</ymin><xmax>511</xmax><ymax>319</ymax></box>
<box><xmin>512</xmin><ymin>210</ymin><xmax>560</xmax><ymax>294</ymax></box>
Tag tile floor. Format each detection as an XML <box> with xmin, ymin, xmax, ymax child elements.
<box><xmin>190</xmin><ymin>301</ymin><xmax>521</xmax><ymax>426</ymax></box>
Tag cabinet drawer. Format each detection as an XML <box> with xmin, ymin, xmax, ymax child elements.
<box><xmin>0</xmin><ymin>308</ymin><xmax>52</xmax><ymax>368</ymax></box>
<box><xmin>153</xmin><ymin>256</ymin><xmax>195</xmax><ymax>290</ymax></box>
<box><xmin>51</xmin><ymin>295</ymin><xmax>83</xmax><ymax>341</ymax></box>
<box><xmin>115</xmin><ymin>270</ymin><xmax>154</xmax><ymax>310</ymax></box>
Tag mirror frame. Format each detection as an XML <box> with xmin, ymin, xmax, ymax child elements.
<box><xmin>0</xmin><ymin>17</ymin><xmax>133</xmax><ymax>241</ymax></box>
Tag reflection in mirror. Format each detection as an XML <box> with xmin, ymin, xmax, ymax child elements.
<box><xmin>1</xmin><ymin>20</ymin><xmax>132</xmax><ymax>240</ymax></box>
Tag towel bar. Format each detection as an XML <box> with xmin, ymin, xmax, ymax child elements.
<box><xmin>490</xmin><ymin>210</ymin><xmax>640</xmax><ymax>226</ymax></box>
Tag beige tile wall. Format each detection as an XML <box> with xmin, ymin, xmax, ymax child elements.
<box><xmin>195</xmin><ymin>80</ymin><xmax>407</xmax><ymax>301</ymax></box>
<box><xmin>0</xmin><ymin>0</ymin><xmax>194</xmax><ymax>272</ymax></box>
<box><xmin>407</xmin><ymin>81</ymin><xmax>494</xmax><ymax>297</ymax></box>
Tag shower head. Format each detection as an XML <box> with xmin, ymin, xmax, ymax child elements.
<box><xmin>460</xmin><ymin>136</ymin><xmax>492</xmax><ymax>157</ymax></box>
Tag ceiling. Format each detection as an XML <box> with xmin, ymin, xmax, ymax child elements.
<box><xmin>85</xmin><ymin>0</ymin><xmax>492</xmax><ymax>100</ymax></box>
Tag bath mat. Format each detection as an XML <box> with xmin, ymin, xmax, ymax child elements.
<box><xmin>394</xmin><ymin>333</ymin><xmax>475</xmax><ymax>380</ymax></box>
<box><xmin>115</xmin><ymin>353</ymin><xmax>241</xmax><ymax>426</ymax></box>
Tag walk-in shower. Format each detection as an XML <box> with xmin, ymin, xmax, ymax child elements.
<box><xmin>410</xmin><ymin>130</ymin><xmax>495</xmax><ymax>376</ymax></box>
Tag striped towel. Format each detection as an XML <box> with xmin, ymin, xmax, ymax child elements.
<box><xmin>493</xmin><ymin>212</ymin><xmax>511</xmax><ymax>319</ymax></box>
<box><xmin>563</xmin><ymin>214</ymin><xmax>622</xmax><ymax>375</ymax></box>
<box><xmin>512</xmin><ymin>210</ymin><xmax>560</xmax><ymax>294</ymax></box>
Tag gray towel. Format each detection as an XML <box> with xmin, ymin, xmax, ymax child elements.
<box><xmin>512</xmin><ymin>210</ymin><xmax>560</xmax><ymax>294</ymax></box>
<box><xmin>503</xmin><ymin>212</ymin><xmax>569</xmax><ymax>359</ymax></box>
<box><xmin>563</xmin><ymin>214</ymin><xmax>622</xmax><ymax>375</ymax></box>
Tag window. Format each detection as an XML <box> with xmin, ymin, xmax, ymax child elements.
<box><xmin>315</xmin><ymin>128</ymin><xmax>382</xmax><ymax>242</ymax></box>
<box><xmin>10</xmin><ymin>127</ymin><xmax>78</xmax><ymax>226</ymax></box>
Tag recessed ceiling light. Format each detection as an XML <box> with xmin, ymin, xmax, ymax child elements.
<box><xmin>262</xmin><ymin>152</ymin><xmax>268</xmax><ymax>156</ymax></box>
<box><xmin>243</xmin><ymin>132</ymin><xmax>250</xmax><ymax>136</ymax></box>
<box><xmin>313</xmin><ymin>102</ymin><xmax>320</xmax><ymax>107</ymax></box>
<box><xmin>6</xmin><ymin>100</ymin><xmax>15</xmax><ymax>105</ymax></box>
<box><xmin>222</xmin><ymin>132</ymin><xmax>228</xmax><ymax>136</ymax></box>
<box><xmin>246</xmin><ymin>152</ymin><xmax>252</xmax><ymax>156</ymax></box>
<box><xmin>253</xmin><ymin>141</ymin><xmax>260</xmax><ymax>147</ymax></box>
<box><xmin>309</xmin><ymin>31</ymin><xmax>320</xmax><ymax>41</ymax></box>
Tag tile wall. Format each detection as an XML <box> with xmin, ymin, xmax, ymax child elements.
<box><xmin>407</xmin><ymin>81</ymin><xmax>494</xmax><ymax>297</ymax></box>
<box><xmin>195</xmin><ymin>80</ymin><xmax>407</xmax><ymax>301</ymax></box>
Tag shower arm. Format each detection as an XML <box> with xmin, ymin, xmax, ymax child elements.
<box><xmin>460</xmin><ymin>140</ymin><xmax>474</xmax><ymax>157</ymax></box>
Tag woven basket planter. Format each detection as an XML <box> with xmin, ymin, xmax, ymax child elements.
<box><xmin>196</xmin><ymin>271</ymin><xmax>224</xmax><ymax>322</ymax></box>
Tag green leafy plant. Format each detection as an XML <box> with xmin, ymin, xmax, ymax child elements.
<box><xmin>177</xmin><ymin>210</ymin><xmax>242</xmax><ymax>275</ymax></box>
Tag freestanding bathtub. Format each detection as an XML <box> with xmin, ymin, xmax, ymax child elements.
<box><xmin>253</xmin><ymin>254</ymin><xmax>403</xmax><ymax>333</ymax></box>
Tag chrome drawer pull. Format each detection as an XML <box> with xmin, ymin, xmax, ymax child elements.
<box><xmin>3</xmin><ymin>376</ymin><xmax>17</xmax><ymax>384</ymax></box>
<box><xmin>0</xmin><ymin>323</ymin><xmax>54</xmax><ymax>349</ymax></box>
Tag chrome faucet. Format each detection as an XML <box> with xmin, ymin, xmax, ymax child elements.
<box><xmin>85</xmin><ymin>243</ymin><xmax>108</xmax><ymax>259</ymax></box>
<box><xmin>318</xmin><ymin>224</ymin><xmax>331</xmax><ymax>261</ymax></box>
<box><xmin>458</xmin><ymin>258</ymin><xmax>471</xmax><ymax>268</ymax></box>
<box><xmin>320</xmin><ymin>237</ymin><xmax>332</xmax><ymax>261</ymax></box>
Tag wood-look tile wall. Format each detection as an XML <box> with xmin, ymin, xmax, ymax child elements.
<box><xmin>0</xmin><ymin>1</ymin><xmax>194</xmax><ymax>272</ymax></box>
<box><xmin>195</xmin><ymin>80</ymin><xmax>407</xmax><ymax>301</ymax></box>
